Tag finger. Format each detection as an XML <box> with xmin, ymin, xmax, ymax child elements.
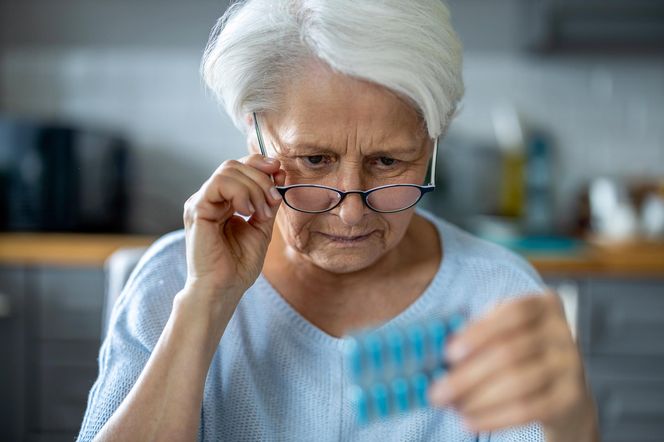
<box><xmin>221</xmin><ymin>168</ymin><xmax>276</xmax><ymax>221</ymax></box>
<box><xmin>429</xmin><ymin>326</ymin><xmax>544</xmax><ymax>406</ymax></box>
<box><xmin>458</xmin><ymin>352</ymin><xmax>557</xmax><ymax>417</ymax></box>
<box><xmin>222</xmin><ymin>168</ymin><xmax>283</xmax><ymax>233</ymax></box>
<box><xmin>446</xmin><ymin>294</ymin><xmax>549</xmax><ymax>363</ymax></box>
<box><xmin>240</xmin><ymin>153</ymin><xmax>282</xmax><ymax>176</ymax></box>
<box><xmin>183</xmin><ymin>190</ymin><xmax>233</xmax><ymax>228</ymax></box>
<box><xmin>461</xmin><ymin>373</ymin><xmax>578</xmax><ymax>433</ymax></box>
<box><xmin>239</xmin><ymin>155</ymin><xmax>284</xmax><ymax>205</ymax></box>
<box><xmin>238</xmin><ymin>154</ymin><xmax>287</xmax><ymax>188</ymax></box>
<box><xmin>201</xmin><ymin>163</ymin><xmax>257</xmax><ymax>216</ymax></box>
<box><xmin>239</xmin><ymin>154</ymin><xmax>284</xmax><ymax>202</ymax></box>
<box><xmin>205</xmin><ymin>158</ymin><xmax>279</xmax><ymax>219</ymax></box>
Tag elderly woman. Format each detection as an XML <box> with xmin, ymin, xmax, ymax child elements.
<box><xmin>78</xmin><ymin>1</ymin><xmax>599</xmax><ymax>441</ymax></box>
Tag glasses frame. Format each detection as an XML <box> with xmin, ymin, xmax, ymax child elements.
<box><xmin>252</xmin><ymin>112</ymin><xmax>439</xmax><ymax>214</ymax></box>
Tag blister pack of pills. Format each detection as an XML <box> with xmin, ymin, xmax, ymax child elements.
<box><xmin>344</xmin><ymin>314</ymin><xmax>465</xmax><ymax>425</ymax></box>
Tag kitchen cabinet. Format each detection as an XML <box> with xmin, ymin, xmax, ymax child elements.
<box><xmin>0</xmin><ymin>265</ymin><xmax>103</xmax><ymax>441</ymax></box>
<box><xmin>582</xmin><ymin>278</ymin><xmax>664</xmax><ymax>442</ymax></box>
<box><xmin>544</xmin><ymin>276</ymin><xmax>664</xmax><ymax>442</ymax></box>
<box><xmin>0</xmin><ymin>265</ymin><xmax>27</xmax><ymax>442</ymax></box>
<box><xmin>0</xmin><ymin>234</ymin><xmax>154</xmax><ymax>442</ymax></box>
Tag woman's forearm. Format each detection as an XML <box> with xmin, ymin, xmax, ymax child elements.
<box><xmin>94</xmin><ymin>287</ymin><xmax>242</xmax><ymax>442</ymax></box>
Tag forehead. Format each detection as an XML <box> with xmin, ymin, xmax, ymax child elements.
<box><xmin>265</xmin><ymin>61</ymin><xmax>428</xmax><ymax>155</ymax></box>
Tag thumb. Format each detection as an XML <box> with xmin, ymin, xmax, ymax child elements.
<box><xmin>248</xmin><ymin>199</ymin><xmax>282</xmax><ymax>241</ymax></box>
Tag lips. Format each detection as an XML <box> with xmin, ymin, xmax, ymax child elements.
<box><xmin>320</xmin><ymin>231</ymin><xmax>375</xmax><ymax>242</ymax></box>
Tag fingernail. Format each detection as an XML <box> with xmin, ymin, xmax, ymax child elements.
<box><xmin>263</xmin><ymin>204</ymin><xmax>272</xmax><ymax>218</ymax></box>
<box><xmin>248</xmin><ymin>202</ymin><xmax>255</xmax><ymax>214</ymax></box>
<box><xmin>269</xmin><ymin>187</ymin><xmax>282</xmax><ymax>200</ymax></box>
<box><xmin>447</xmin><ymin>341</ymin><xmax>467</xmax><ymax>362</ymax></box>
<box><xmin>430</xmin><ymin>381</ymin><xmax>452</xmax><ymax>405</ymax></box>
<box><xmin>264</xmin><ymin>157</ymin><xmax>277</xmax><ymax>164</ymax></box>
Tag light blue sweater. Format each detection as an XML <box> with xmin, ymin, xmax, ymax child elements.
<box><xmin>78</xmin><ymin>211</ymin><xmax>546</xmax><ymax>441</ymax></box>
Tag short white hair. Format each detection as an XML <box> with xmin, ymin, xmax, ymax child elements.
<box><xmin>201</xmin><ymin>0</ymin><xmax>464</xmax><ymax>139</ymax></box>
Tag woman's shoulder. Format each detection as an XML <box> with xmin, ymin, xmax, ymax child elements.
<box><xmin>418</xmin><ymin>210</ymin><xmax>547</xmax><ymax>318</ymax></box>
<box><xmin>128</xmin><ymin>229</ymin><xmax>187</xmax><ymax>284</ymax></box>
<box><xmin>109</xmin><ymin>229</ymin><xmax>187</xmax><ymax>350</ymax></box>
<box><xmin>420</xmin><ymin>210</ymin><xmax>542</xmax><ymax>284</ymax></box>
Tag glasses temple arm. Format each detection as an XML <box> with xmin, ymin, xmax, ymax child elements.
<box><xmin>253</xmin><ymin>112</ymin><xmax>268</xmax><ymax>157</ymax></box>
<box><xmin>429</xmin><ymin>136</ymin><xmax>439</xmax><ymax>187</ymax></box>
<box><xmin>253</xmin><ymin>112</ymin><xmax>276</xmax><ymax>184</ymax></box>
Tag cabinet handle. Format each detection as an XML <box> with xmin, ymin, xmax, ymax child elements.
<box><xmin>0</xmin><ymin>292</ymin><xmax>11</xmax><ymax>318</ymax></box>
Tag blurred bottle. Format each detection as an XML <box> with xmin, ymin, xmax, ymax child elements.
<box><xmin>501</xmin><ymin>149</ymin><xmax>525</xmax><ymax>218</ymax></box>
<box><xmin>492</xmin><ymin>104</ymin><xmax>525</xmax><ymax>219</ymax></box>
<box><xmin>524</xmin><ymin>132</ymin><xmax>554</xmax><ymax>234</ymax></box>
<box><xmin>492</xmin><ymin>105</ymin><xmax>556</xmax><ymax>235</ymax></box>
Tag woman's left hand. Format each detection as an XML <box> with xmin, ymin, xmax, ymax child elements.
<box><xmin>428</xmin><ymin>292</ymin><xmax>599</xmax><ymax>441</ymax></box>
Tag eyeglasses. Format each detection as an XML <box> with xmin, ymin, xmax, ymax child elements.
<box><xmin>252</xmin><ymin>112</ymin><xmax>438</xmax><ymax>214</ymax></box>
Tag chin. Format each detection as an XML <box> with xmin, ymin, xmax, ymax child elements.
<box><xmin>308</xmin><ymin>248</ymin><xmax>384</xmax><ymax>274</ymax></box>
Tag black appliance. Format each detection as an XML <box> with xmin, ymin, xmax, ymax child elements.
<box><xmin>0</xmin><ymin>117</ymin><xmax>130</xmax><ymax>232</ymax></box>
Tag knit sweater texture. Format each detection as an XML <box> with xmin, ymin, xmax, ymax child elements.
<box><xmin>78</xmin><ymin>211</ymin><xmax>547</xmax><ymax>441</ymax></box>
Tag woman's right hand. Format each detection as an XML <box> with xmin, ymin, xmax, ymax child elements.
<box><xmin>182</xmin><ymin>154</ymin><xmax>285</xmax><ymax>301</ymax></box>
<box><xmin>91</xmin><ymin>155</ymin><xmax>285</xmax><ymax>442</ymax></box>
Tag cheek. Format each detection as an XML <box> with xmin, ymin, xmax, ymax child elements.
<box><xmin>276</xmin><ymin>208</ymin><xmax>414</xmax><ymax>257</ymax></box>
<box><xmin>276</xmin><ymin>210</ymin><xmax>315</xmax><ymax>251</ymax></box>
<box><xmin>383</xmin><ymin>212</ymin><xmax>412</xmax><ymax>241</ymax></box>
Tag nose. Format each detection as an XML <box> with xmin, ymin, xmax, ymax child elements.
<box><xmin>333</xmin><ymin>164</ymin><xmax>367</xmax><ymax>225</ymax></box>
<box><xmin>337</xmin><ymin>193</ymin><xmax>366</xmax><ymax>226</ymax></box>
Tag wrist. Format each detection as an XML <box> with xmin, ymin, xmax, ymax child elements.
<box><xmin>183</xmin><ymin>276</ymin><xmax>246</xmax><ymax>301</ymax></box>
<box><xmin>171</xmin><ymin>285</ymin><xmax>243</xmax><ymax>354</ymax></box>
<box><xmin>543</xmin><ymin>395</ymin><xmax>600</xmax><ymax>442</ymax></box>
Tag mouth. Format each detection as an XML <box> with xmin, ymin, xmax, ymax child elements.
<box><xmin>319</xmin><ymin>231</ymin><xmax>375</xmax><ymax>244</ymax></box>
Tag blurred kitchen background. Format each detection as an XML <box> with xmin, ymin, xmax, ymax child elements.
<box><xmin>0</xmin><ymin>1</ymin><xmax>663</xmax><ymax>441</ymax></box>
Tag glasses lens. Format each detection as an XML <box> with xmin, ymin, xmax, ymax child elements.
<box><xmin>283</xmin><ymin>186</ymin><xmax>342</xmax><ymax>212</ymax></box>
<box><xmin>367</xmin><ymin>185</ymin><xmax>422</xmax><ymax>212</ymax></box>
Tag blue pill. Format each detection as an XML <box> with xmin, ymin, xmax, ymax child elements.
<box><xmin>427</xmin><ymin>319</ymin><xmax>447</xmax><ymax>361</ymax></box>
<box><xmin>391</xmin><ymin>377</ymin><xmax>410</xmax><ymax>412</ymax></box>
<box><xmin>365</xmin><ymin>333</ymin><xmax>384</xmax><ymax>375</ymax></box>
<box><xmin>346</xmin><ymin>339</ymin><xmax>363</xmax><ymax>382</ymax></box>
<box><xmin>448</xmin><ymin>313</ymin><xmax>465</xmax><ymax>333</ymax></box>
<box><xmin>372</xmin><ymin>383</ymin><xmax>390</xmax><ymax>418</ymax></box>
<box><xmin>407</xmin><ymin>325</ymin><xmax>426</xmax><ymax>368</ymax></box>
<box><xmin>431</xmin><ymin>367</ymin><xmax>445</xmax><ymax>380</ymax></box>
<box><xmin>412</xmin><ymin>373</ymin><xmax>429</xmax><ymax>408</ymax></box>
<box><xmin>350</xmin><ymin>386</ymin><xmax>369</xmax><ymax>425</ymax></box>
<box><xmin>387</xmin><ymin>329</ymin><xmax>405</xmax><ymax>370</ymax></box>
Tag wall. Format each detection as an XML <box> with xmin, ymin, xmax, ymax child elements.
<box><xmin>0</xmin><ymin>48</ymin><xmax>241</xmax><ymax>234</ymax></box>
<box><xmin>1</xmin><ymin>0</ymin><xmax>662</xmax><ymax>233</ymax></box>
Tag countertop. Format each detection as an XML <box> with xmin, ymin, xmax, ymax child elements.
<box><xmin>526</xmin><ymin>240</ymin><xmax>664</xmax><ymax>277</ymax></box>
<box><xmin>0</xmin><ymin>233</ymin><xmax>663</xmax><ymax>277</ymax></box>
<box><xmin>0</xmin><ymin>233</ymin><xmax>156</xmax><ymax>267</ymax></box>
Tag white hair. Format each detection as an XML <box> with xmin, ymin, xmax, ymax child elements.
<box><xmin>201</xmin><ymin>0</ymin><xmax>464</xmax><ymax>139</ymax></box>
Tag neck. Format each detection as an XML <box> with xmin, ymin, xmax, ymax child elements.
<box><xmin>262</xmin><ymin>214</ymin><xmax>441</xmax><ymax>336</ymax></box>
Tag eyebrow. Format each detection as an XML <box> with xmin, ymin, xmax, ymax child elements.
<box><xmin>278</xmin><ymin>142</ymin><xmax>423</xmax><ymax>157</ymax></box>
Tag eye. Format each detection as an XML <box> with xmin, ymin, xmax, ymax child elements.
<box><xmin>378</xmin><ymin>156</ymin><xmax>396</xmax><ymax>166</ymax></box>
<box><xmin>305</xmin><ymin>155</ymin><xmax>324</xmax><ymax>165</ymax></box>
